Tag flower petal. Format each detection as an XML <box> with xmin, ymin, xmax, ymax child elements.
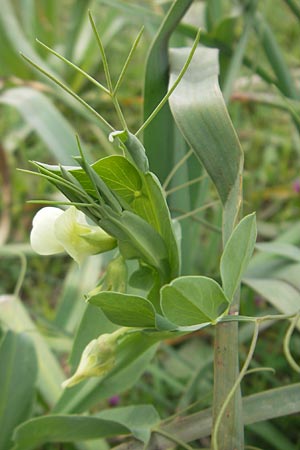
<box><xmin>30</xmin><ymin>207</ymin><xmax>64</xmax><ymax>255</ymax></box>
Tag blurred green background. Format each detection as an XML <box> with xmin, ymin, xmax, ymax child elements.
<box><xmin>0</xmin><ymin>1</ymin><xmax>300</xmax><ymax>449</ymax></box>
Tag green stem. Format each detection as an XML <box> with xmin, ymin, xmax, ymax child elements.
<box><xmin>113</xmin><ymin>26</ymin><xmax>144</xmax><ymax>95</ymax></box>
<box><xmin>14</xmin><ymin>253</ymin><xmax>27</xmax><ymax>298</ymax></box>
<box><xmin>88</xmin><ymin>11</ymin><xmax>128</xmax><ymax>131</ymax></box>
<box><xmin>172</xmin><ymin>201</ymin><xmax>219</xmax><ymax>221</ymax></box>
<box><xmin>36</xmin><ymin>39</ymin><xmax>110</xmax><ymax>95</ymax></box>
<box><xmin>212</xmin><ymin>167</ymin><xmax>244</xmax><ymax>447</ymax></box>
<box><xmin>212</xmin><ymin>320</ymin><xmax>243</xmax><ymax>449</ymax></box>
<box><xmin>212</xmin><ymin>321</ymin><xmax>259</xmax><ymax>449</ymax></box>
<box><xmin>165</xmin><ymin>174</ymin><xmax>207</xmax><ymax>196</ymax></box>
<box><xmin>20</xmin><ymin>53</ymin><xmax>113</xmax><ymax>131</ymax></box>
<box><xmin>163</xmin><ymin>149</ymin><xmax>194</xmax><ymax>190</ymax></box>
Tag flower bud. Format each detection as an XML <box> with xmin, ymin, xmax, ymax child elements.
<box><xmin>62</xmin><ymin>328</ymin><xmax>127</xmax><ymax>388</ymax></box>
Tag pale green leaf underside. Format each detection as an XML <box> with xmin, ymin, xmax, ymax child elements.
<box><xmin>221</xmin><ymin>212</ymin><xmax>257</xmax><ymax>301</ymax></box>
<box><xmin>161</xmin><ymin>276</ymin><xmax>229</xmax><ymax>326</ymax></box>
<box><xmin>168</xmin><ymin>47</ymin><xmax>242</xmax><ymax>205</ymax></box>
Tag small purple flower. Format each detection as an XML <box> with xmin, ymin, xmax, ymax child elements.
<box><xmin>292</xmin><ymin>179</ymin><xmax>300</xmax><ymax>194</ymax></box>
<box><xmin>108</xmin><ymin>395</ymin><xmax>120</xmax><ymax>407</ymax></box>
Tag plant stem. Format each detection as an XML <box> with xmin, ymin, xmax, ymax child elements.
<box><xmin>212</xmin><ymin>167</ymin><xmax>244</xmax><ymax>446</ymax></box>
<box><xmin>212</xmin><ymin>319</ymin><xmax>244</xmax><ymax>449</ymax></box>
<box><xmin>212</xmin><ymin>321</ymin><xmax>259</xmax><ymax>449</ymax></box>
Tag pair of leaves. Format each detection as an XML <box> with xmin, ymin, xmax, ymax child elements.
<box><xmin>89</xmin><ymin>212</ymin><xmax>257</xmax><ymax>329</ymax></box>
<box><xmin>89</xmin><ymin>276</ymin><xmax>227</xmax><ymax>330</ymax></box>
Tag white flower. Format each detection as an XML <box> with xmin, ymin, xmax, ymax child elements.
<box><xmin>30</xmin><ymin>206</ymin><xmax>117</xmax><ymax>264</ymax></box>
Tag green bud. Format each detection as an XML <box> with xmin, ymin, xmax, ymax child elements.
<box><xmin>62</xmin><ymin>328</ymin><xmax>127</xmax><ymax>388</ymax></box>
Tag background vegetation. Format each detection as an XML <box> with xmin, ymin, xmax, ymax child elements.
<box><xmin>0</xmin><ymin>0</ymin><xmax>300</xmax><ymax>449</ymax></box>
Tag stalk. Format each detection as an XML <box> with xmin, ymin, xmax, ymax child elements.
<box><xmin>211</xmin><ymin>168</ymin><xmax>244</xmax><ymax>447</ymax></box>
<box><xmin>212</xmin><ymin>315</ymin><xmax>244</xmax><ymax>449</ymax></box>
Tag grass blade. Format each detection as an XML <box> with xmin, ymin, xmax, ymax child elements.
<box><xmin>0</xmin><ymin>87</ymin><xmax>78</xmax><ymax>164</ymax></box>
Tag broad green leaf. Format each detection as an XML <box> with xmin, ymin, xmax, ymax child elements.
<box><xmin>93</xmin><ymin>155</ymin><xmax>143</xmax><ymax>205</ymax></box>
<box><xmin>255</xmin><ymin>242</ymin><xmax>300</xmax><ymax>263</ymax></box>
<box><xmin>88</xmin><ymin>292</ymin><xmax>156</xmax><ymax>327</ymax></box>
<box><xmin>0</xmin><ymin>295</ymin><xmax>64</xmax><ymax>406</ymax></box>
<box><xmin>220</xmin><ymin>212</ymin><xmax>257</xmax><ymax>301</ymax></box>
<box><xmin>0</xmin><ymin>331</ymin><xmax>37</xmax><ymax>450</ymax></box>
<box><xmin>168</xmin><ymin>46</ymin><xmax>243</xmax><ymax>206</ymax></box>
<box><xmin>129</xmin><ymin>266</ymin><xmax>154</xmax><ymax>290</ymax></box>
<box><xmin>13</xmin><ymin>405</ymin><xmax>159</xmax><ymax>450</ymax></box>
<box><xmin>161</xmin><ymin>276</ymin><xmax>229</xmax><ymax>326</ymax></box>
<box><xmin>0</xmin><ymin>87</ymin><xmax>77</xmax><ymax>164</ymax></box>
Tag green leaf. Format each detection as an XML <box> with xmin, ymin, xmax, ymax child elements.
<box><xmin>100</xmin><ymin>209</ymin><xmax>170</xmax><ymax>282</ymax></box>
<box><xmin>93</xmin><ymin>155</ymin><xmax>143</xmax><ymax>206</ymax></box>
<box><xmin>168</xmin><ymin>46</ymin><xmax>243</xmax><ymax>242</ymax></box>
<box><xmin>161</xmin><ymin>276</ymin><xmax>229</xmax><ymax>326</ymax></box>
<box><xmin>0</xmin><ymin>87</ymin><xmax>78</xmax><ymax>164</ymax></box>
<box><xmin>0</xmin><ymin>331</ymin><xmax>38</xmax><ymax>450</ymax></box>
<box><xmin>13</xmin><ymin>405</ymin><xmax>160</xmax><ymax>450</ymax></box>
<box><xmin>0</xmin><ymin>295</ymin><xmax>64</xmax><ymax>406</ymax></box>
<box><xmin>220</xmin><ymin>212</ymin><xmax>257</xmax><ymax>301</ymax></box>
<box><xmin>168</xmin><ymin>46</ymin><xmax>243</xmax><ymax>206</ymax></box>
<box><xmin>93</xmin><ymin>157</ymin><xmax>180</xmax><ymax>277</ymax></box>
<box><xmin>88</xmin><ymin>292</ymin><xmax>156</xmax><ymax>327</ymax></box>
